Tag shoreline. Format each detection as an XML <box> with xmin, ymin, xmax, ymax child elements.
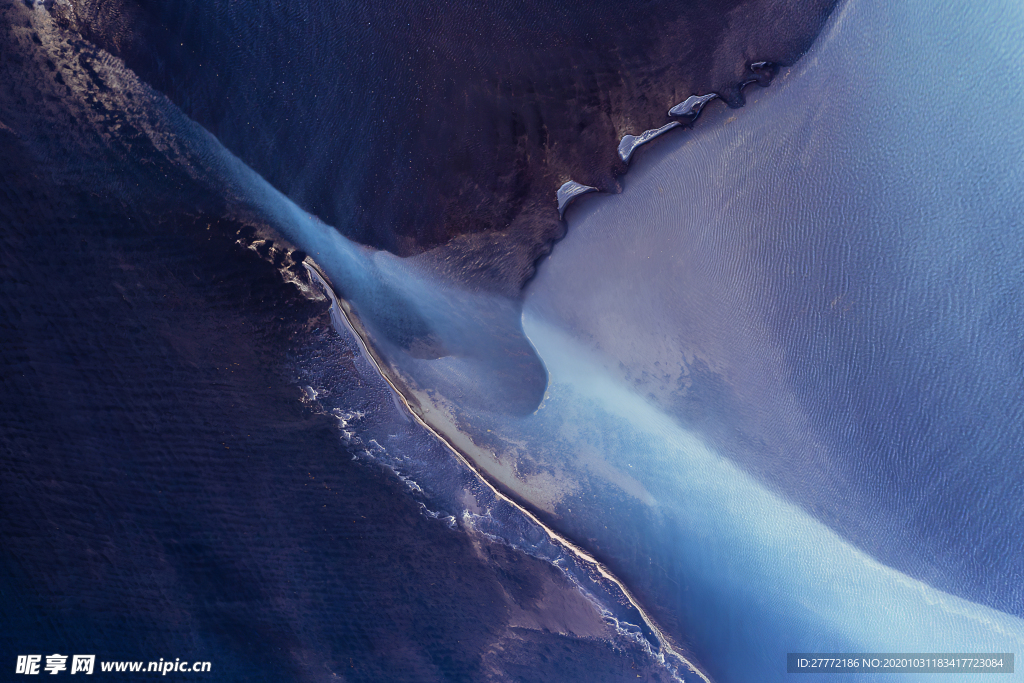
<box><xmin>303</xmin><ymin>260</ymin><xmax>713</xmax><ymax>683</ymax></box>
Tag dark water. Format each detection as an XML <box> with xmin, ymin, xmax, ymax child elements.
<box><xmin>11</xmin><ymin>0</ymin><xmax>1016</xmax><ymax>681</ymax></box>
<box><xmin>0</xmin><ymin>2</ymin><xmax>715</xmax><ymax>679</ymax></box>
<box><xmin>0</xmin><ymin>111</ymin><xmax>661</xmax><ymax>681</ymax></box>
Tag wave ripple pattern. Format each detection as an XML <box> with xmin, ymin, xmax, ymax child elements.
<box><xmin>521</xmin><ymin>0</ymin><xmax>1024</xmax><ymax>680</ymax></box>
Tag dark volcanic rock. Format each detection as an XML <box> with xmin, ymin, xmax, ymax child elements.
<box><xmin>0</xmin><ymin>4</ymin><xmax>681</xmax><ymax>679</ymax></box>
<box><xmin>56</xmin><ymin>0</ymin><xmax>838</xmax><ymax>294</ymax></box>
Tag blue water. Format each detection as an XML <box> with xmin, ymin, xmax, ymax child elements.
<box><xmin>529</xmin><ymin>0</ymin><xmax>1024</xmax><ymax>611</ymax></box>
<box><xmin>196</xmin><ymin>0</ymin><xmax>1024</xmax><ymax>676</ymax></box>
<box><xmin>0</xmin><ymin>4</ymin><xmax>687</xmax><ymax>681</ymax></box>
<box><xmin>519</xmin><ymin>0</ymin><xmax>1024</xmax><ymax>678</ymax></box>
<box><xmin>264</xmin><ymin>0</ymin><xmax>1024</xmax><ymax>679</ymax></box>
<box><xmin>5</xmin><ymin>0</ymin><xmax>1024</xmax><ymax>679</ymax></box>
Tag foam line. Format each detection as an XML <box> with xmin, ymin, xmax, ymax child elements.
<box><xmin>301</xmin><ymin>259</ymin><xmax>713</xmax><ymax>683</ymax></box>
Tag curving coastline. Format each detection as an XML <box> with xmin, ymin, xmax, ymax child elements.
<box><xmin>303</xmin><ymin>260</ymin><xmax>713</xmax><ymax>683</ymax></box>
<box><xmin>556</xmin><ymin>61</ymin><xmax>777</xmax><ymax>218</ymax></box>
<box><xmin>59</xmin><ymin>0</ymin><xmax>838</xmax><ymax>297</ymax></box>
